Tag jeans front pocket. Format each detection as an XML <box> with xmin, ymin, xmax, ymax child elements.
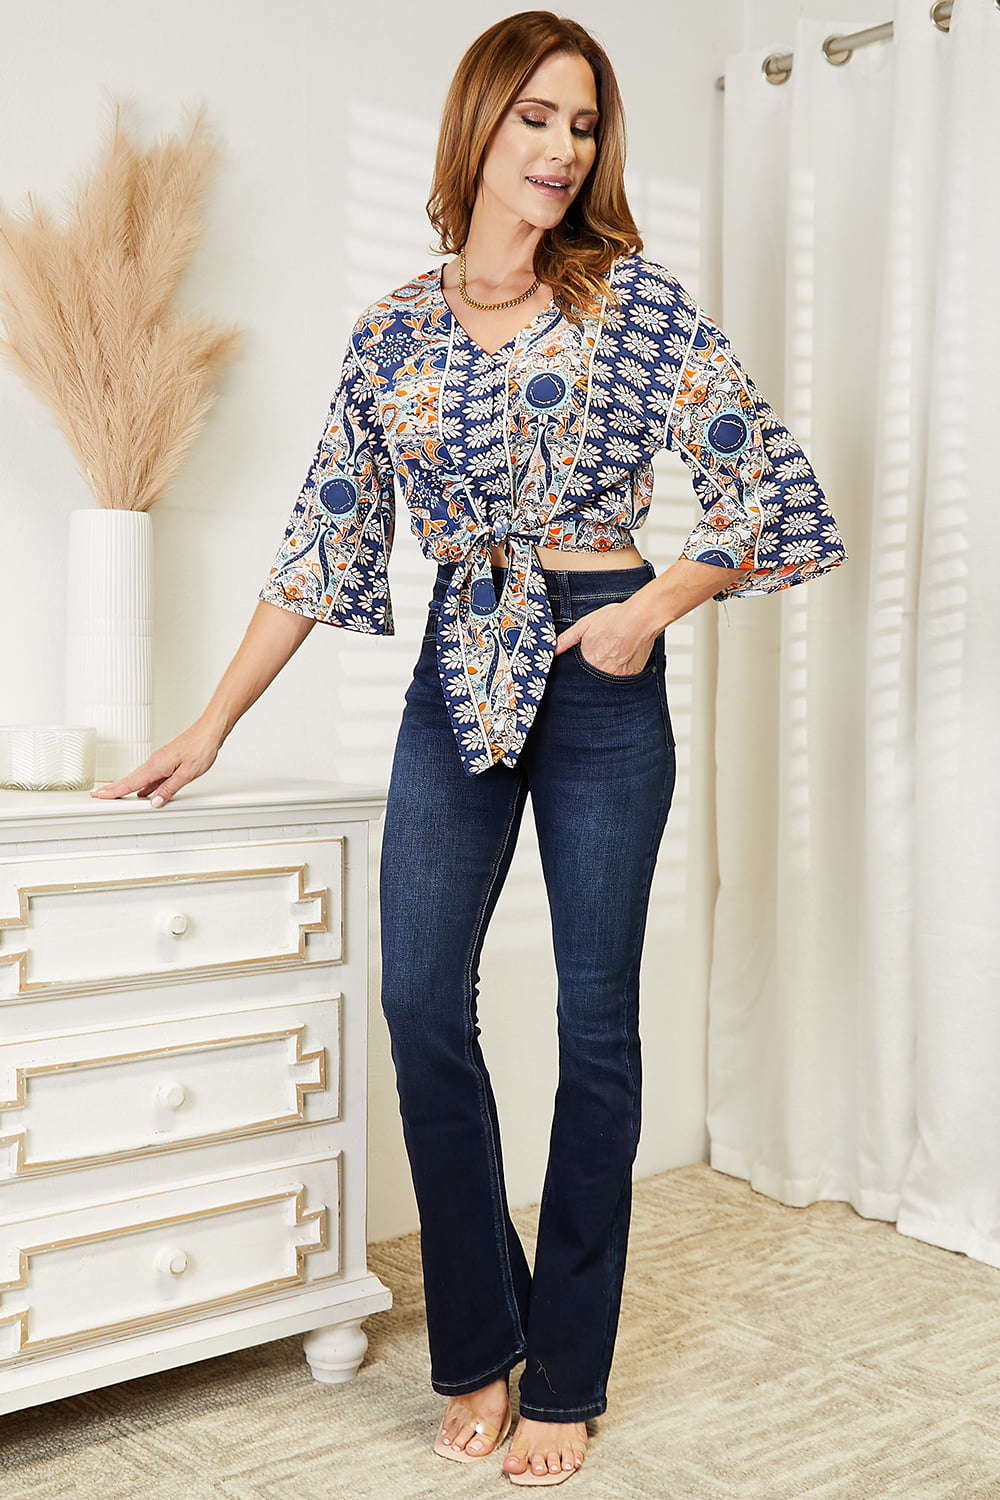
<box><xmin>565</xmin><ymin>574</ymin><xmax>659</xmax><ymax>684</ymax></box>
<box><xmin>572</xmin><ymin>640</ymin><xmax>657</xmax><ymax>683</ymax></box>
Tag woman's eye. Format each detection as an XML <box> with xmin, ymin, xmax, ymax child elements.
<box><xmin>519</xmin><ymin>114</ymin><xmax>594</xmax><ymax>138</ymax></box>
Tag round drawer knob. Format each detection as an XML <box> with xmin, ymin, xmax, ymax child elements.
<box><xmin>157</xmin><ymin>1249</ymin><xmax>189</xmax><ymax>1277</ymax></box>
<box><xmin>164</xmin><ymin>913</ymin><xmax>189</xmax><ymax>937</ymax></box>
<box><xmin>157</xmin><ymin>1082</ymin><xmax>187</xmax><ymax>1110</ymax></box>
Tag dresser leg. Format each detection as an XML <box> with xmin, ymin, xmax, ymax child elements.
<box><xmin>303</xmin><ymin>1318</ymin><xmax>369</xmax><ymax>1384</ymax></box>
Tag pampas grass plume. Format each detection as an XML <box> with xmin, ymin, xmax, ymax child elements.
<box><xmin>0</xmin><ymin>105</ymin><xmax>243</xmax><ymax>510</ymax></box>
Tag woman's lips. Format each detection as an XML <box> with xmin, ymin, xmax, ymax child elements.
<box><xmin>526</xmin><ymin>176</ymin><xmax>571</xmax><ymax>199</ymax></box>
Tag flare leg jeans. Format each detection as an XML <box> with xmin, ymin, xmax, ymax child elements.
<box><xmin>379</xmin><ymin>561</ymin><xmax>676</xmax><ymax>1421</ymax></box>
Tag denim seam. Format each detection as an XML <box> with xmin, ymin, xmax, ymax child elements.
<box><xmin>517</xmin><ymin>1399</ymin><xmax>607</xmax><ymax>1421</ymax></box>
<box><xmin>572</xmin><ymin>643</ymin><xmax>656</xmax><ymax>684</ymax></box>
<box><xmin>459</xmin><ymin>779</ymin><xmax>530</xmax><ymax>1356</ymax></box>
<box><xmin>590</xmin><ymin>756</ymin><xmax>673</xmax><ymax>1394</ymax></box>
<box><xmin>432</xmin><ymin>1345</ymin><xmax>527</xmax><ymax>1395</ymax></box>
<box><xmin>549</xmin><ymin>587</ymin><xmax>644</xmax><ymax>608</ymax></box>
<box><xmin>561</xmin><ymin>588</ymin><xmax>644</xmax><ymax>602</ymax></box>
<box><xmin>544</xmin><ymin>560</ymin><xmax>654</xmax><ymax>605</ymax></box>
<box><xmin>654</xmin><ymin>637</ymin><xmax>676</xmax><ymax>748</ymax></box>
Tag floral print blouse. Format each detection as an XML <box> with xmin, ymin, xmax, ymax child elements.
<box><xmin>260</xmin><ymin>254</ymin><xmax>846</xmax><ymax>776</ymax></box>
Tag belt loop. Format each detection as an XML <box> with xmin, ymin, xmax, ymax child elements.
<box><xmin>557</xmin><ymin>568</ymin><xmax>572</xmax><ymax>619</ymax></box>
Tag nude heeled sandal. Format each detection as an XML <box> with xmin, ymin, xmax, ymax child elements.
<box><xmin>433</xmin><ymin>1401</ymin><xmax>513</xmax><ymax>1464</ymax></box>
<box><xmin>507</xmin><ymin>1461</ymin><xmax>583</xmax><ymax>1486</ymax></box>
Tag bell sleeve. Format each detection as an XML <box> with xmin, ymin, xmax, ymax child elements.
<box><xmin>664</xmin><ymin>310</ymin><xmax>846</xmax><ymax>600</ymax></box>
<box><xmin>259</xmin><ymin>334</ymin><xmax>395</xmax><ymax>633</ymax></box>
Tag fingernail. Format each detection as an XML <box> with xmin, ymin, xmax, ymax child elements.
<box><xmin>150</xmin><ymin>796</ymin><xmax>164</xmax><ymax>809</ymax></box>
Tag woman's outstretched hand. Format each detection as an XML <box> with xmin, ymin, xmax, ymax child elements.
<box><xmin>90</xmin><ymin>720</ymin><xmax>223</xmax><ymax>808</ymax></box>
<box><xmin>89</xmin><ymin>600</ymin><xmax>318</xmax><ymax>809</ymax></box>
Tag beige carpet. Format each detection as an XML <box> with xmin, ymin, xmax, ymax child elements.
<box><xmin>3</xmin><ymin>1164</ymin><xmax>999</xmax><ymax>1499</ymax></box>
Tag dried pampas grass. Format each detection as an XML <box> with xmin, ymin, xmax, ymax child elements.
<box><xmin>0</xmin><ymin>105</ymin><xmax>242</xmax><ymax>510</ymax></box>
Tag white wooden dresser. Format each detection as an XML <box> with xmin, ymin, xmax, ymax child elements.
<box><xmin>0</xmin><ymin>774</ymin><xmax>391</xmax><ymax>1415</ymax></box>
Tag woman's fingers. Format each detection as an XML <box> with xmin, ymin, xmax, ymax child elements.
<box><xmin>122</xmin><ymin>768</ymin><xmax>175</xmax><ymax>800</ymax></box>
<box><xmin>146</xmin><ymin>740</ymin><xmax>221</xmax><ymax>806</ymax></box>
<box><xmin>553</xmin><ymin>602</ymin><xmax>654</xmax><ymax>673</ymax></box>
<box><xmin>90</xmin><ymin>732</ymin><xmax>219</xmax><ymax>806</ymax></box>
<box><xmin>91</xmin><ymin>753</ymin><xmax>181</xmax><ymax>800</ymax></box>
<box><xmin>552</xmin><ymin>620</ymin><xmax>584</xmax><ymax>654</ymax></box>
<box><xmin>553</xmin><ymin>602</ymin><xmax>628</xmax><ymax>662</ymax></box>
<box><xmin>145</xmin><ymin>756</ymin><xmax>212</xmax><ymax>807</ymax></box>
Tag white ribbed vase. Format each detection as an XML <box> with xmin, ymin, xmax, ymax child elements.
<box><xmin>65</xmin><ymin>509</ymin><xmax>153</xmax><ymax>783</ymax></box>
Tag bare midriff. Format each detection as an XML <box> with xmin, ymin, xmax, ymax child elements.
<box><xmin>488</xmin><ymin>541</ymin><xmax>645</xmax><ymax>570</ymax></box>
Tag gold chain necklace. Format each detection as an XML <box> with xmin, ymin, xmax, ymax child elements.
<box><xmin>458</xmin><ymin>247</ymin><xmax>541</xmax><ymax>311</ymax></box>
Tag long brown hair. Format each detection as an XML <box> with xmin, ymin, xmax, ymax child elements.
<box><xmin>426</xmin><ymin>11</ymin><xmax>642</xmax><ymax>321</ymax></box>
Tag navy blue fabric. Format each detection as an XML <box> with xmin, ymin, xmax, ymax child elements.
<box><xmin>379</xmin><ymin>563</ymin><xmax>675</xmax><ymax>1420</ymax></box>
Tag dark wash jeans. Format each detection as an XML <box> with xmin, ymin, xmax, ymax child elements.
<box><xmin>379</xmin><ymin>561</ymin><xmax>676</xmax><ymax>1421</ymax></box>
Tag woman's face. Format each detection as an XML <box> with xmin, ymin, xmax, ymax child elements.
<box><xmin>477</xmin><ymin>51</ymin><xmax>599</xmax><ymax>231</ymax></box>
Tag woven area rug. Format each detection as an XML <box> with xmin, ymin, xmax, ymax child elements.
<box><xmin>3</xmin><ymin>1163</ymin><xmax>999</xmax><ymax>1498</ymax></box>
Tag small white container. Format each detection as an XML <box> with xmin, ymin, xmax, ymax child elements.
<box><xmin>0</xmin><ymin>725</ymin><xmax>97</xmax><ymax>791</ymax></box>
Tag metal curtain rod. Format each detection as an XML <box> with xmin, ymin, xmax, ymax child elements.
<box><xmin>715</xmin><ymin>0</ymin><xmax>954</xmax><ymax>91</ymax></box>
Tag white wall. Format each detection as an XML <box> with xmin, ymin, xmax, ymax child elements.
<box><xmin>0</xmin><ymin>0</ymin><xmax>755</xmax><ymax>1241</ymax></box>
<box><xmin>742</xmin><ymin>0</ymin><xmax>890</xmax><ymax>47</ymax></box>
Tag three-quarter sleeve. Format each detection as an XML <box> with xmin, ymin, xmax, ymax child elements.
<box><xmin>664</xmin><ymin>310</ymin><xmax>846</xmax><ymax>600</ymax></box>
<box><xmin>259</xmin><ymin>335</ymin><xmax>395</xmax><ymax>633</ymax></box>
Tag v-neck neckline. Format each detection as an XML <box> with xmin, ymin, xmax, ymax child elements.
<box><xmin>435</xmin><ymin>265</ymin><xmax>558</xmax><ymax>360</ymax></box>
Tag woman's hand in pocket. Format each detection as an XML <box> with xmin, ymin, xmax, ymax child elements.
<box><xmin>553</xmin><ymin>601</ymin><xmax>658</xmax><ymax>676</ymax></box>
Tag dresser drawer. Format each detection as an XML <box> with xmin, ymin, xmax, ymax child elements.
<box><xmin>0</xmin><ymin>1156</ymin><xmax>341</xmax><ymax>1361</ymax></box>
<box><xmin>0</xmin><ymin>999</ymin><xmax>341</xmax><ymax>1178</ymax></box>
<box><xmin>0</xmin><ymin>840</ymin><xmax>342</xmax><ymax>997</ymax></box>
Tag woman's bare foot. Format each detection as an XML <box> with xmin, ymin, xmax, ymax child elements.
<box><xmin>435</xmin><ymin>1377</ymin><xmax>511</xmax><ymax>1458</ymax></box>
<box><xmin>503</xmin><ymin>1416</ymin><xmax>588</xmax><ymax>1479</ymax></box>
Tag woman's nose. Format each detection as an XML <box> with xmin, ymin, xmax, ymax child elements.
<box><xmin>547</xmin><ymin>131</ymin><xmax>575</xmax><ymax>164</ymax></box>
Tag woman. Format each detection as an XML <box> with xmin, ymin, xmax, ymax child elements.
<box><xmin>95</xmin><ymin>11</ymin><xmax>845</xmax><ymax>1485</ymax></box>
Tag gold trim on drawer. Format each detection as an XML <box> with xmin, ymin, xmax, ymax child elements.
<box><xmin>0</xmin><ymin>863</ymin><xmax>330</xmax><ymax>994</ymax></box>
<box><xmin>0</xmin><ymin>1024</ymin><xmax>334</xmax><ymax>1176</ymax></box>
<box><xmin>0</xmin><ymin>1182</ymin><xmax>333</xmax><ymax>1358</ymax></box>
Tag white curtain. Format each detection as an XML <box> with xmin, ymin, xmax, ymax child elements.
<box><xmin>707</xmin><ymin>0</ymin><xmax>1000</xmax><ymax>1267</ymax></box>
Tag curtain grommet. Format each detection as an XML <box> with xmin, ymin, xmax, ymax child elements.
<box><xmin>823</xmin><ymin>34</ymin><xmax>854</xmax><ymax>66</ymax></box>
<box><xmin>762</xmin><ymin>52</ymin><xmax>793</xmax><ymax>86</ymax></box>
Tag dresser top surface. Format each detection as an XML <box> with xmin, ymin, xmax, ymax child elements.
<box><xmin>0</xmin><ymin>772</ymin><xmax>387</xmax><ymax>825</ymax></box>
